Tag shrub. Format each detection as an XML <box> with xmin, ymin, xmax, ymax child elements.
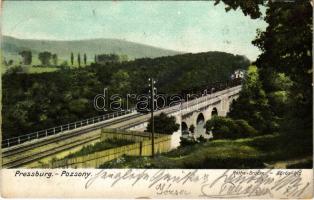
<box><xmin>179</xmin><ymin>136</ymin><xmax>197</xmax><ymax>147</ymax></box>
<box><xmin>146</xmin><ymin>112</ymin><xmax>180</xmax><ymax>135</ymax></box>
<box><xmin>197</xmin><ymin>135</ymin><xmax>207</xmax><ymax>143</ymax></box>
<box><xmin>205</xmin><ymin>116</ymin><xmax>257</xmax><ymax>139</ymax></box>
<box><xmin>234</xmin><ymin>119</ymin><xmax>258</xmax><ymax>137</ymax></box>
<box><xmin>5</xmin><ymin>66</ymin><xmax>25</xmax><ymax>74</ymax></box>
<box><xmin>205</xmin><ymin>116</ymin><xmax>237</xmax><ymax>139</ymax></box>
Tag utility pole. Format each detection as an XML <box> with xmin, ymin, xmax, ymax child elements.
<box><xmin>149</xmin><ymin>78</ymin><xmax>156</xmax><ymax>158</ymax></box>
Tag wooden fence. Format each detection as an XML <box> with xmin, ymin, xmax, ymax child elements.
<box><xmin>100</xmin><ymin>129</ymin><xmax>165</xmax><ymax>142</ymax></box>
<box><xmin>42</xmin><ymin>129</ymin><xmax>171</xmax><ymax>168</ymax></box>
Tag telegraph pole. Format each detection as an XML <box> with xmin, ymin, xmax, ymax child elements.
<box><xmin>149</xmin><ymin>78</ymin><xmax>156</xmax><ymax>158</ymax></box>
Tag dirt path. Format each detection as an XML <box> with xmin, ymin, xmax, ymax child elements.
<box><xmin>264</xmin><ymin>156</ymin><xmax>312</xmax><ymax>169</ymax></box>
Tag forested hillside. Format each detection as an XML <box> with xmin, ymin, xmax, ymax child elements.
<box><xmin>2</xmin><ymin>51</ymin><xmax>250</xmax><ymax>139</ymax></box>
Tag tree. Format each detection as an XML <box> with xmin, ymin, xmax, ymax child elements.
<box><xmin>69</xmin><ymin>98</ymin><xmax>89</xmax><ymax>114</ymax></box>
<box><xmin>214</xmin><ymin>0</ymin><xmax>264</xmax><ymax>19</ymax></box>
<box><xmin>71</xmin><ymin>52</ymin><xmax>74</xmax><ymax>66</ymax></box>
<box><xmin>38</xmin><ymin>51</ymin><xmax>52</xmax><ymax>66</ymax></box>
<box><xmin>217</xmin><ymin>0</ymin><xmax>312</xmax><ymax>155</ymax></box>
<box><xmin>110</xmin><ymin>70</ymin><xmax>131</xmax><ymax>94</ymax></box>
<box><xmin>8</xmin><ymin>60</ymin><xmax>13</xmax><ymax>66</ymax></box>
<box><xmin>84</xmin><ymin>53</ymin><xmax>87</xmax><ymax>65</ymax></box>
<box><xmin>52</xmin><ymin>54</ymin><xmax>58</xmax><ymax>66</ymax></box>
<box><xmin>119</xmin><ymin>54</ymin><xmax>128</xmax><ymax>62</ymax></box>
<box><xmin>19</xmin><ymin>50</ymin><xmax>32</xmax><ymax>65</ymax></box>
<box><xmin>95</xmin><ymin>54</ymin><xmax>120</xmax><ymax>64</ymax></box>
<box><xmin>78</xmin><ymin>53</ymin><xmax>81</xmax><ymax>67</ymax></box>
<box><xmin>228</xmin><ymin>66</ymin><xmax>276</xmax><ymax>133</ymax></box>
<box><xmin>146</xmin><ymin>112</ymin><xmax>179</xmax><ymax>135</ymax></box>
<box><xmin>252</xmin><ymin>1</ymin><xmax>312</xmax><ymax>139</ymax></box>
<box><xmin>218</xmin><ymin>0</ymin><xmax>312</xmax><ymax>134</ymax></box>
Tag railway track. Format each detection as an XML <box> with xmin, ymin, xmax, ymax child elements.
<box><xmin>3</xmin><ymin>134</ymin><xmax>101</xmax><ymax>168</ymax></box>
<box><xmin>3</xmin><ymin>86</ymin><xmax>242</xmax><ymax>168</ymax></box>
<box><xmin>2</xmin><ymin>113</ymin><xmax>143</xmax><ymax>168</ymax></box>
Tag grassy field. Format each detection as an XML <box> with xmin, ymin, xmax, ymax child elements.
<box><xmin>27</xmin><ymin>66</ymin><xmax>60</xmax><ymax>73</ymax></box>
<box><xmin>100</xmin><ymin>134</ymin><xmax>313</xmax><ymax>169</ymax></box>
<box><xmin>1</xmin><ymin>53</ymin><xmax>86</xmax><ymax>74</ymax></box>
<box><xmin>1</xmin><ymin>65</ymin><xmax>60</xmax><ymax>74</ymax></box>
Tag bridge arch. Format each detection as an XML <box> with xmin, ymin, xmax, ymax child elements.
<box><xmin>196</xmin><ymin>113</ymin><xmax>205</xmax><ymax>125</ymax></box>
<box><xmin>211</xmin><ymin>107</ymin><xmax>218</xmax><ymax>116</ymax></box>
<box><xmin>194</xmin><ymin>112</ymin><xmax>206</xmax><ymax>136</ymax></box>
<box><xmin>181</xmin><ymin>122</ymin><xmax>188</xmax><ymax>132</ymax></box>
<box><xmin>230</xmin><ymin>98</ymin><xmax>237</xmax><ymax>108</ymax></box>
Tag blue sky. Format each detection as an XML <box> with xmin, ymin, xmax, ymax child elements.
<box><xmin>2</xmin><ymin>1</ymin><xmax>267</xmax><ymax>60</ymax></box>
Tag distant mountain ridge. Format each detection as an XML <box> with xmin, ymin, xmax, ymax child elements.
<box><xmin>1</xmin><ymin>35</ymin><xmax>183</xmax><ymax>61</ymax></box>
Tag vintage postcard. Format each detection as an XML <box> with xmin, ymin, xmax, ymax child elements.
<box><xmin>0</xmin><ymin>0</ymin><xmax>313</xmax><ymax>199</ymax></box>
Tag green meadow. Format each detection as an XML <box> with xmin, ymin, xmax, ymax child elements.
<box><xmin>101</xmin><ymin>134</ymin><xmax>312</xmax><ymax>169</ymax></box>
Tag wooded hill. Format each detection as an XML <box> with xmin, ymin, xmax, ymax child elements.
<box><xmin>2</xmin><ymin>51</ymin><xmax>250</xmax><ymax>139</ymax></box>
<box><xmin>1</xmin><ymin>35</ymin><xmax>183</xmax><ymax>63</ymax></box>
